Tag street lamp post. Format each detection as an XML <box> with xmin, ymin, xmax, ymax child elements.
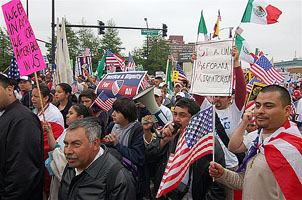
<box><xmin>144</xmin><ymin>18</ymin><xmax>149</xmax><ymax>71</ymax></box>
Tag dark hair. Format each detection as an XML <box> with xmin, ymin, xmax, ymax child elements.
<box><xmin>259</xmin><ymin>85</ymin><xmax>291</xmax><ymax>107</ymax></box>
<box><xmin>112</xmin><ymin>96</ymin><xmax>138</xmax><ymax>122</ymax></box>
<box><xmin>155</xmin><ymin>76</ymin><xmax>163</xmax><ymax>80</ymax></box>
<box><xmin>34</xmin><ymin>85</ymin><xmax>52</xmax><ymax>103</ymax></box>
<box><xmin>71</xmin><ymin>104</ymin><xmax>91</xmax><ymax>118</ymax></box>
<box><xmin>0</xmin><ymin>74</ymin><xmax>12</xmax><ymax>88</ymax></box>
<box><xmin>175</xmin><ymin>97</ymin><xmax>200</xmax><ymax>116</ymax></box>
<box><xmin>79</xmin><ymin>89</ymin><xmax>97</xmax><ymax>102</ymax></box>
<box><xmin>57</xmin><ymin>83</ymin><xmax>72</xmax><ymax>96</ymax></box>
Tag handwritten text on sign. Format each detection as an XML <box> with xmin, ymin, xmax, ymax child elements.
<box><xmin>2</xmin><ymin>0</ymin><xmax>46</xmax><ymax>76</ymax></box>
<box><xmin>191</xmin><ymin>40</ymin><xmax>233</xmax><ymax>96</ymax></box>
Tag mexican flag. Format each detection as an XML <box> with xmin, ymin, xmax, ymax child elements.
<box><xmin>235</xmin><ymin>34</ymin><xmax>254</xmax><ymax>64</ymax></box>
<box><xmin>197</xmin><ymin>10</ymin><xmax>209</xmax><ymax>41</ymax></box>
<box><xmin>241</xmin><ymin>0</ymin><xmax>282</xmax><ymax>24</ymax></box>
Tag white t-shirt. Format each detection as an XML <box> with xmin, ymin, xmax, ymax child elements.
<box><xmin>56</xmin><ymin>129</ymin><xmax>67</xmax><ymax>151</ymax></box>
<box><xmin>201</xmin><ymin>98</ymin><xmax>244</xmax><ymax>168</ymax></box>
<box><xmin>160</xmin><ymin>104</ymin><xmax>173</xmax><ymax>123</ymax></box>
<box><xmin>243</xmin><ymin>130</ymin><xmax>259</xmax><ymax>150</ymax></box>
<box><xmin>295</xmin><ymin>98</ymin><xmax>302</xmax><ymax>132</ymax></box>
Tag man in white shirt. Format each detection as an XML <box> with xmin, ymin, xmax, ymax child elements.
<box><xmin>154</xmin><ymin>87</ymin><xmax>173</xmax><ymax>123</ymax></box>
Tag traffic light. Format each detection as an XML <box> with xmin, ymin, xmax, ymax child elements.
<box><xmin>98</xmin><ymin>20</ymin><xmax>105</xmax><ymax>35</ymax></box>
<box><xmin>162</xmin><ymin>24</ymin><xmax>167</xmax><ymax>37</ymax></box>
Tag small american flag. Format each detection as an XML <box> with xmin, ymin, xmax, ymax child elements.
<box><xmin>250</xmin><ymin>55</ymin><xmax>284</xmax><ymax>85</ymax></box>
<box><xmin>8</xmin><ymin>54</ymin><xmax>20</xmax><ymax>79</ymax></box>
<box><xmin>175</xmin><ymin>63</ymin><xmax>187</xmax><ymax>83</ymax></box>
<box><xmin>245</xmin><ymin>99</ymin><xmax>256</xmax><ymax>126</ymax></box>
<box><xmin>247</xmin><ymin>77</ymin><xmax>262</xmax><ymax>93</ymax></box>
<box><xmin>94</xmin><ymin>92</ymin><xmax>114</xmax><ymax>112</ymax></box>
<box><xmin>127</xmin><ymin>52</ymin><xmax>136</xmax><ymax>71</ymax></box>
<box><xmin>112</xmin><ymin>80</ymin><xmax>124</xmax><ymax>96</ymax></box>
<box><xmin>156</xmin><ymin>105</ymin><xmax>214</xmax><ymax>198</ymax></box>
<box><xmin>105</xmin><ymin>48</ymin><xmax>126</xmax><ymax>72</ymax></box>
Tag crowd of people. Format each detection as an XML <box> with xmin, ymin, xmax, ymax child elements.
<box><xmin>0</xmin><ymin>46</ymin><xmax>301</xmax><ymax>200</ymax></box>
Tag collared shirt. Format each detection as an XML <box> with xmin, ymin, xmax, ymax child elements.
<box><xmin>75</xmin><ymin>147</ymin><xmax>104</xmax><ymax>176</ymax></box>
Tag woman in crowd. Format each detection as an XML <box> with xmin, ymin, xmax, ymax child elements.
<box><xmin>32</xmin><ymin>85</ymin><xmax>64</xmax><ymax>198</ymax></box>
<box><xmin>44</xmin><ymin>104</ymin><xmax>91</xmax><ymax>151</ymax></box>
<box><xmin>55</xmin><ymin>83</ymin><xmax>73</xmax><ymax>128</ymax></box>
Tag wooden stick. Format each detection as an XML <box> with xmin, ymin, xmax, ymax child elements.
<box><xmin>34</xmin><ymin>72</ymin><xmax>46</xmax><ymax>122</ymax></box>
<box><xmin>3</xmin><ymin>65</ymin><xmax>10</xmax><ymax>73</ymax></box>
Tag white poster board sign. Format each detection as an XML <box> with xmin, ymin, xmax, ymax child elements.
<box><xmin>191</xmin><ymin>39</ymin><xmax>233</xmax><ymax>96</ymax></box>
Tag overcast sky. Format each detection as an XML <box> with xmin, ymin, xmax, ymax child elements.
<box><xmin>1</xmin><ymin>0</ymin><xmax>301</xmax><ymax>66</ymax></box>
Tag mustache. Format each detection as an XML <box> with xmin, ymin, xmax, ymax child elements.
<box><xmin>65</xmin><ymin>155</ymin><xmax>78</xmax><ymax>160</ymax></box>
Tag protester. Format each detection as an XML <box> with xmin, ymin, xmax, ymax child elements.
<box><xmin>79</xmin><ymin>89</ymin><xmax>109</xmax><ymax>128</ymax></box>
<box><xmin>18</xmin><ymin>75</ymin><xmax>34</xmax><ymax>110</ymax></box>
<box><xmin>153</xmin><ymin>76</ymin><xmax>163</xmax><ymax>88</ymax></box>
<box><xmin>104</xmin><ymin>96</ymin><xmax>147</xmax><ymax>199</ymax></box>
<box><xmin>154</xmin><ymin>87</ymin><xmax>173</xmax><ymax>123</ymax></box>
<box><xmin>192</xmin><ymin>45</ymin><xmax>246</xmax><ymax>200</ymax></box>
<box><xmin>0</xmin><ymin>74</ymin><xmax>44</xmax><ymax>200</ymax></box>
<box><xmin>209</xmin><ymin>85</ymin><xmax>302</xmax><ymax>200</ymax></box>
<box><xmin>32</xmin><ymin>85</ymin><xmax>64</xmax><ymax>197</ymax></box>
<box><xmin>144</xmin><ymin>98</ymin><xmax>226</xmax><ymax>199</ymax></box>
<box><xmin>55</xmin><ymin>83</ymin><xmax>73</xmax><ymax>128</ymax></box>
<box><xmin>59</xmin><ymin>118</ymin><xmax>136</xmax><ymax>200</ymax></box>
<box><xmin>44</xmin><ymin>103</ymin><xmax>91</xmax><ymax>151</ymax></box>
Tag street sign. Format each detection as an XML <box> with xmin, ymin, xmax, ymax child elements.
<box><xmin>141</xmin><ymin>29</ymin><xmax>159</xmax><ymax>36</ymax></box>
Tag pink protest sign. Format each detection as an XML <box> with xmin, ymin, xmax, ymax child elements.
<box><xmin>2</xmin><ymin>0</ymin><xmax>46</xmax><ymax>76</ymax></box>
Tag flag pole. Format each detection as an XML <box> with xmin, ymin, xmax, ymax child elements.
<box><xmin>3</xmin><ymin>65</ymin><xmax>10</xmax><ymax>73</ymax></box>
<box><xmin>212</xmin><ymin>104</ymin><xmax>216</xmax><ymax>182</ymax></box>
<box><xmin>34</xmin><ymin>72</ymin><xmax>46</xmax><ymax>122</ymax></box>
<box><xmin>165</xmin><ymin>58</ymin><xmax>169</xmax><ymax>83</ymax></box>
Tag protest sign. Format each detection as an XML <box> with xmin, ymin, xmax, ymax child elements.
<box><xmin>2</xmin><ymin>0</ymin><xmax>46</xmax><ymax>76</ymax></box>
<box><xmin>171</xmin><ymin>70</ymin><xmax>179</xmax><ymax>82</ymax></box>
<box><xmin>96</xmin><ymin>71</ymin><xmax>147</xmax><ymax>98</ymax></box>
<box><xmin>246</xmin><ymin>82</ymin><xmax>266</xmax><ymax>103</ymax></box>
<box><xmin>191</xmin><ymin>39</ymin><xmax>233</xmax><ymax>96</ymax></box>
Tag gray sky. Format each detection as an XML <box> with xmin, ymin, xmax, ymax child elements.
<box><xmin>1</xmin><ymin>0</ymin><xmax>301</xmax><ymax>66</ymax></box>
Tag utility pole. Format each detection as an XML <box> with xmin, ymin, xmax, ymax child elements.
<box><xmin>51</xmin><ymin>0</ymin><xmax>55</xmax><ymax>67</ymax></box>
<box><xmin>144</xmin><ymin>18</ymin><xmax>149</xmax><ymax>71</ymax></box>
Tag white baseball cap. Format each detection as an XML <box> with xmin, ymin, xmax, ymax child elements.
<box><xmin>154</xmin><ymin>87</ymin><xmax>162</xmax><ymax>97</ymax></box>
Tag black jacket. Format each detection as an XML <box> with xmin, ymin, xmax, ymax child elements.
<box><xmin>58</xmin><ymin>145</ymin><xmax>136</xmax><ymax>200</ymax></box>
<box><xmin>146</xmin><ymin>134</ymin><xmax>226</xmax><ymax>200</ymax></box>
<box><xmin>0</xmin><ymin>100</ymin><xmax>44</xmax><ymax>200</ymax></box>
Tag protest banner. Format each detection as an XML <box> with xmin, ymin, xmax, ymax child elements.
<box><xmin>96</xmin><ymin>71</ymin><xmax>147</xmax><ymax>98</ymax></box>
<box><xmin>191</xmin><ymin>39</ymin><xmax>233</xmax><ymax>96</ymax></box>
<box><xmin>2</xmin><ymin>0</ymin><xmax>46</xmax><ymax>76</ymax></box>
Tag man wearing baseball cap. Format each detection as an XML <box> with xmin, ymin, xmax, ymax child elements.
<box><xmin>18</xmin><ymin>76</ymin><xmax>34</xmax><ymax>110</ymax></box>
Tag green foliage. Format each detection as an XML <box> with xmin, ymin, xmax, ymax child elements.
<box><xmin>0</xmin><ymin>27</ymin><xmax>13</xmax><ymax>72</ymax></box>
<box><xmin>133</xmin><ymin>35</ymin><xmax>170</xmax><ymax>75</ymax></box>
<box><xmin>100</xmin><ymin>19</ymin><xmax>125</xmax><ymax>56</ymax></box>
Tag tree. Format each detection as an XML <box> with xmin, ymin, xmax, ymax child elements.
<box><xmin>100</xmin><ymin>19</ymin><xmax>125</xmax><ymax>56</ymax></box>
<box><xmin>135</xmin><ymin>35</ymin><xmax>170</xmax><ymax>75</ymax></box>
<box><xmin>0</xmin><ymin>27</ymin><xmax>13</xmax><ymax>72</ymax></box>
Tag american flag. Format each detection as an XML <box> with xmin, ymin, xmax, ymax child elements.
<box><xmin>140</xmin><ymin>75</ymin><xmax>151</xmax><ymax>90</ymax></box>
<box><xmin>94</xmin><ymin>92</ymin><xmax>115</xmax><ymax>112</ymax></box>
<box><xmin>156</xmin><ymin>106</ymin><xmax>214</xmax><ymax>198</ymax></box>
<box><xmin>245</xmin><ymin>99</ymin><xmax>256</xmax><ymax>126</ymax></box>
<box><xmin>105</xmin><ymin>48</ymin><xmax>126</xmax><ymax>72</ymax></box>
<box><xmin>247</xmin><ymin>77</ymin><xmax>263</xmax><ymax>93</ymax></box>
<box><xmin>75</xmin><ymin>56</ymin><xmax>93</xmax><ymax>77</ymax></box>
<box><xmin>8</xmin><ymin>54</ymin><xmax>20</xmax><ymax>79</ymax></box>
<box><xmin>250</xmin><ymin>55</ymin><xmax>284</xmax><ymax>85</ymax></box>
<box><xmin>127</xmin><ymin>52</ymin><xmax>136</xmax><ymax>71</ymax></box>
<box><xmin>175</xmin><ymin>63</ymin><xmax>187</xmax><ymax>83</ymax></box>
<box><xmin>263</xmin><ymin>121</ymin><xmax>302</xmax><ymax>200</ymax></box>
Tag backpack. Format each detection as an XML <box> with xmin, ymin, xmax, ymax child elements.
<box><xmin>104</xmin><ymin>121</ymin><xmax>142</xmax><ymax>195</ymax></box>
